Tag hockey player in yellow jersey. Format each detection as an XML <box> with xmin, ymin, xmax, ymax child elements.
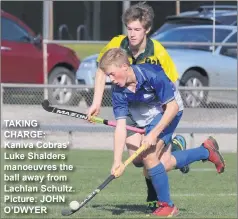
<box><xmin>97</xmin><ymin>35</ymin><xmax>178</xmax><ymax>83</ymax></box>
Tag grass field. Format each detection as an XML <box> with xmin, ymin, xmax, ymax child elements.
<box><xmin>1</xmin><ymin>149</ymin><xmax>237</xmax><ymax>219</ymax></box>
<box><xmin>62</xmin><ymin>43</ymin><xmax>106</xmax><ymax>60</ymax></box>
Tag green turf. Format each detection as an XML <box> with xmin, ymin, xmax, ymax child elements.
<box><xmin>62</xmin><ymin>43</ymin><xmax>106</xmax><ymax>60</ymax></box>
<box><xmin>1</xmin><ymin>149</ymin><xmax>237</xmax><ymax>218</ymax></box>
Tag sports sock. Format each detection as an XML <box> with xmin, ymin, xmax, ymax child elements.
<box><xmin>148</xmin><ymin>163</ymin><xmax>173</xmax><ymax>206</ymax></box>
<box><xmin>145</xmin><ymin>177</ymin><xmax>158</xmax><ymax>202</ymax></box>
<box><xmin>172</xmin><ymin>145</ymin><xmax>209</xmax><ymax>169</ymax></box>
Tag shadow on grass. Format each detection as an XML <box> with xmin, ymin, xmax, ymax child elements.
<box><xmin>92</xmin><ymin>204</ymin><xmax>186</xmax><ymax>215</ymax></box>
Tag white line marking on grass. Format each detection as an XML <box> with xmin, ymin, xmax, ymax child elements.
<box><xmin>75</xmin><ymin>166</ymin><xmax>236</xmax><ymax>172</ymax></box>
<box><xmin>171</xmin><ymin>193</ymin><xmax>237</xmax><ymax>197</ymax></box>
<box><xmin>190</xmin><ymin>168</ymin><xmax>222</xmax><ymax>172</ymax></box>
<box><xmin>65</xmin><ymin>193</ymin><xmax>237</xmax><ymax>198</ymax></box>
<box><xmin>87</xmin><ymin>193</ymin><xmax>237</xmax><ymax>197</ymax></box>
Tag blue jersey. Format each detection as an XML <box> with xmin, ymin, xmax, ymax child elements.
<box><xmin>112</xmin><ymin>63</ymin><xmax>183</xmax><ymax>127</ymax></box>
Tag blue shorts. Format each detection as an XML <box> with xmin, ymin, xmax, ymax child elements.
<box><xmin>145</xmin><ymin>111</ymin><xmax>183</xmax><ymax>145</ymax></box>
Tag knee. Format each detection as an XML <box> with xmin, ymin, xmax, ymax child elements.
<box><xmin>160</xmin><ymin>153</ymin><xmax>174</xmax><ymax>171</ymax></box>
<box><xmin>142</xmin><ymin>154</ymin><xmax>158</xmax><ymax>167</ymax></box>
<box><xmin>160</xmin><ymin>153</ymin><xmax>171</xmax><ymax>165</ymax></box>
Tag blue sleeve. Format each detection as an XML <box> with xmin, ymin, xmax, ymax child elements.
<box><xmin>112</xmin><ymin>89</ymin><xmax>129</xmax><ymax>120</ymax></box>
<box><xmin>149</xmin><ymin>69</ymin><xmax>175</xmax><ymax>105</ymax></box>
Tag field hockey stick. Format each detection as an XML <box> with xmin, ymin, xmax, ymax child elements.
<box><xmin>41</xmin><ymin>100</ymin><xmax>145</xmax><ymax>134</ymax></box>
<box><xmin>61</xmin><ymin>144</ymin><xmax>146</xmax><ymax>216</ymax></box>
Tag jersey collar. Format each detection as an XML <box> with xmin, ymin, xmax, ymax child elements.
<box><xmin>121</xmin><ymin>37</ymin><xmax>154</xmax><ymax>64</ymax></box>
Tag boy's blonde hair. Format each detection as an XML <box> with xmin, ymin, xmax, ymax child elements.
<box><xmin>122</xmin><ymin>2</ymin><xmax>154</xmax><ymax>30</ymax></box>
<box><xmin>99</xmin><ymin>48</ymin><xmax>130</xmax><ymax>72</ymax></box>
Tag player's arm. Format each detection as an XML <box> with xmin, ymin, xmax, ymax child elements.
<box><xmin>151</xmin><ymin>100</ymin><xmax>179</xmax><ymax>136</ymax></box>
<box><xmin>113</xmin><ymin>118</ymin><xmax>127</xmax><ymax>164</ymax></box>
<box><xmin>90</xmin><ymin>45</ymin><xmax>109</xmax><ymax>109</ymax></box>
<box><xmin>111</xmin><ymin>89</ymin><xmax>129</xmax><ymax>177</ymax></box>
<box><xmin>147</xmin><ymin>69</ymin><xmax>179</xmax><ymax>138</ymax></box>
<box><xmin>92</xmin><ymin>67</ymin><xmax>106</xmax><ymax>106</ymax></box>
<box><xmin>86</xmin><ymin>66</ymin><xmax>106</xmax><ymax>119</ymax></box>
<box><xmin>87</xmin><ymin>36</ymin><xmax>122</xmax><ymax>118</ymax></box>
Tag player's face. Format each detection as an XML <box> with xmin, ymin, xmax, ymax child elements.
<box><xmin>126</xmin><ymin>20</ymin><xmax>147</xmax><ymax>46</ymax></box>
<box><xmin>106</xmin><ymin>64</ymin><xmax>128</xmax><ymax>87</ymax></box>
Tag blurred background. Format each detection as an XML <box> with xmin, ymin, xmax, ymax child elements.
<box><xmin>1</xmin><ymin>0</ymin><xmax>237</xmax><ymax>40</ymax></box>
<box><xmin>1</xmin><ymin>1</ymin><xmax>237</xmax><ymax>152</ymax></box>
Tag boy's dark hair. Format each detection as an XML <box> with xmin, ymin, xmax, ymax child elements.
<box><xmin>122</xmin><ymin>2</ymin><xmax>154</xmax><ymax>30</ymax></box>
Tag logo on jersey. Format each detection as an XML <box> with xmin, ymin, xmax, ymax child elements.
<box><xmin>145</xmin><ymin>56</ymin><xmax>161</xmax><ymax>65</ymax></box>
<box><xmin>143</xmin><ymin>94</ymin><xmax>154</xmax><ymax>99</ymax></box>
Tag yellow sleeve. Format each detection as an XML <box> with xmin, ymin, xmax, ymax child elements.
<box><xmin>152</xmin><ymin>40</ymin><xmax>179</xmax><ymax>83</ymax></box>
<box><xmin>97</xmin><ymin>35</ymin><xmax>126</xmax><ymax>63</ymax></box>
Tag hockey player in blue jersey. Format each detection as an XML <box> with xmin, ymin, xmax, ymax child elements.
<box><xmin>98</xmin><ymin>48</ymin><xmax>225</xmax><ymax>217</ymax></box>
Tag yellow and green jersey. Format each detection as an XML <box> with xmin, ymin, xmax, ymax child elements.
<box><xmin>97</xmin><ymin>35</ymin><xmax>179</xmax><ymax>83</ymax></box>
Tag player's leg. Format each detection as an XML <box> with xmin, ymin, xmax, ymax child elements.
<box><xmin>126</xmin><ymin>133</ymin><xmax>143</xmax><ymax>166</ymax></box>
<box><xmin>142</xmin><ymin>112</ymin><xmax>183</xmax><ymax>216</ymax></box>
<box><xmin>153</xmin><ymin>135</ymin><xmax>190</xmax><ymax>173</ymax></box>
<box><xmin>158</xmin><ymin>143</ymin><xmax>175</xmax><ymax>172</ymax></box>
<box><xmin>142</xmin><ymin>141</ymin><xmax>176</xmax><ymax>213</ymax></box>
<box><xmin>125</xmin><ymin>115</ymin><xmax>144</xmax><ymax>166</ymax></box>
<box><xmin>148</xmin><ymin>135</ymin><xmax>225</xmax><ymax>174</ymax></box>
<box><xmin>171</xmin><ymin>136</ymin><xmax>225</xmax><ymax>174</ymax></box>
<box><xmin>142</xmin><ymin>139</ymin><xmax>179</xmax><ymax>217</ymax></box>
<box><xmin>171</xmin><ymin>81</ymin><xmax>189</xmax><ymax>173</ymax></box>
<box><xmin>125</xmin><ymin>115</ymin><xmax>158</xmax><ymax>213</ymax></box>
<box><xmin>127</xmin><ymin>135</ymin><xmax>160</xmax><ymax>212</ymax></box>
<box><xmin>142</xmin><ymin>135</ymin><xmax>188</xmax><ymax>213</ymax></box>
<box><xmin>171</xmin><ymin>135</ymin><xmax>190</xmax><ymax>173</ymax></box>
<box><xmin>142</xmin><ymin>135</ymin><xmax>189</xmax><ymax>213</ymax></box>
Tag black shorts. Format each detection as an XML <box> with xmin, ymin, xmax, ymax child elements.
<box><xmin>126</xmin><ymin>114</ymin><xmax>143</xmax><ymax>137</ymax></box>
